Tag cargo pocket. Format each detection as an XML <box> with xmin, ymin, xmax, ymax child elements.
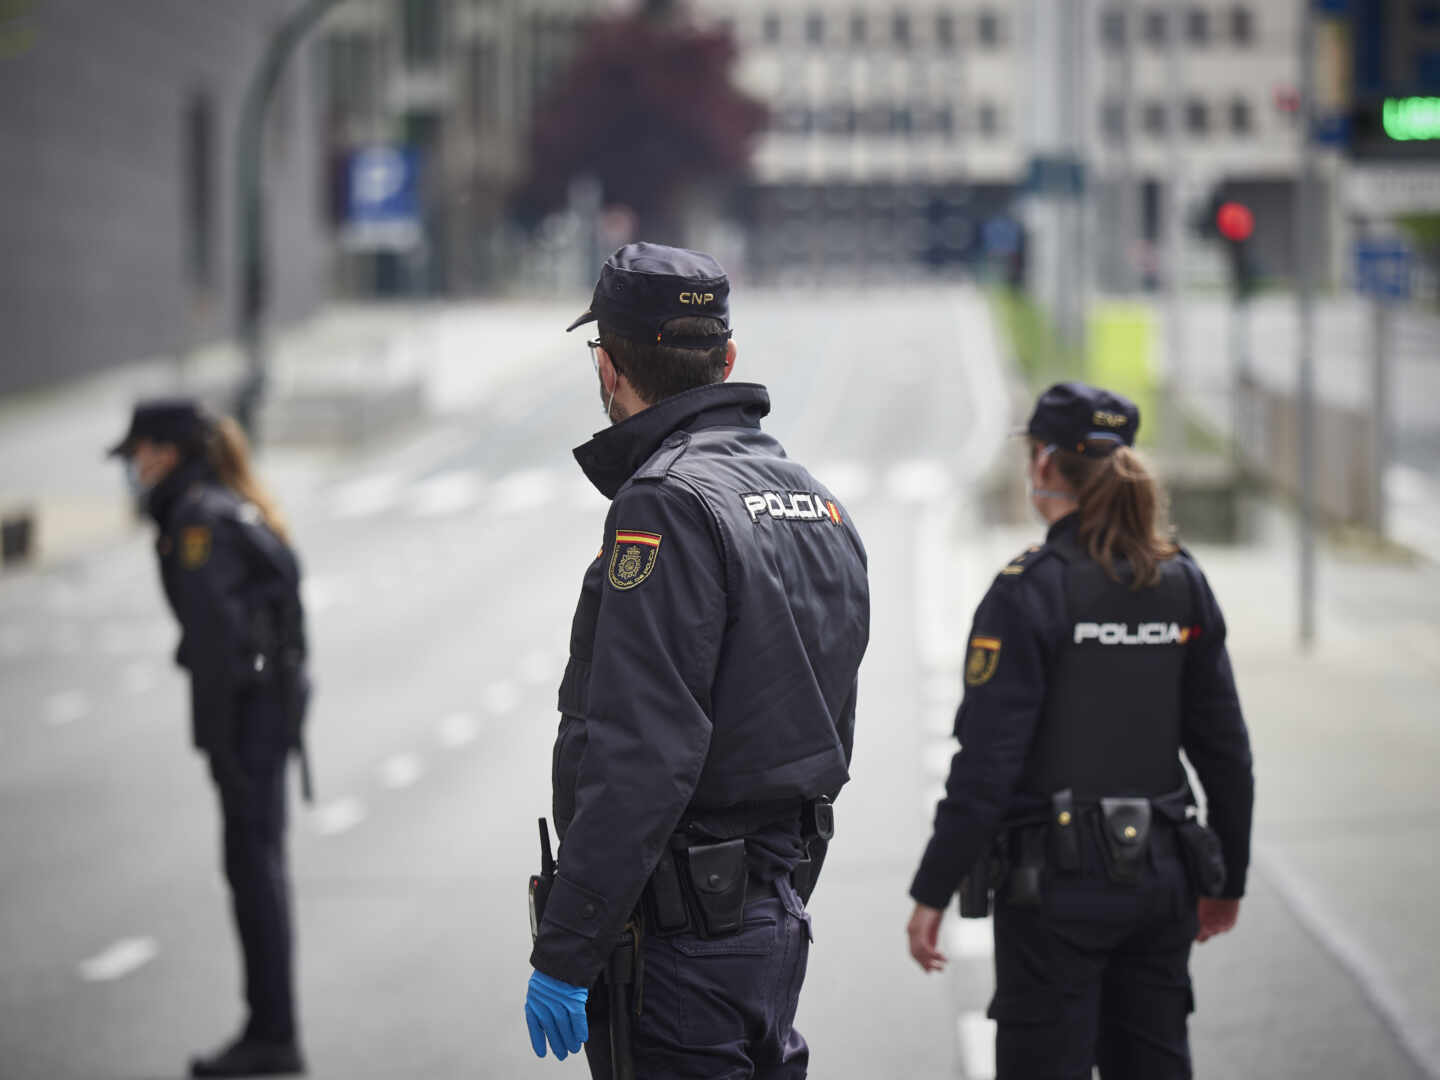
<box><xmin>987</xmin><ymin>988</ymin><xmax>1062</xmax><ymax>1026</ymax></box>
<box><xmin>670</xmin><ymin>917</ymin><xmax>779</xmax><ymax>1048</ymax></box>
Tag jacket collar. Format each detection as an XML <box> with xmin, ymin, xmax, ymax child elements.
<box><xmin>145</xmin><ymin>457</ymin><xmax>215</xmax><ymax>527</ymax></box>
<box><xmin>574</xmin><ymin>382</ymin><xmax>771</xmax><ymax>499</ymax></box>
<box><xmin>1046</xmin><ymin>510</ymin><xmax>1081</xmax><ymax>545</ymax></box>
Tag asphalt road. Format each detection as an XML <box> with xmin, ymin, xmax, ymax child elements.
<box><xmin>0</xmin><ymin>287</ymin><xmax>1430</xmax><ymax>1079</ymax></box>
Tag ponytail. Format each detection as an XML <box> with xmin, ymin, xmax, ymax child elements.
<box><xmin>1053</xmin><ymin>442</ymin><xmax>1178</xmax><ymax>587</ymax></box>
<box><xmin>204</xmin><ymin>415</ymin><xmax>292</xmax><ymax>545</ymax></box>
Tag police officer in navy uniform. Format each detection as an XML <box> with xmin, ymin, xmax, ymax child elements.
<box><xmin>523</xmin><ymin>243</ymin><xmax>870</xmax><ymax>1078</ymax></box>
<box><xmin>109</xmin><ymin>400</ymin><xmax>308</xmax><ymax>1077</ymax></box>
<box><xmin>905</xmin><ymin>383</ymin><xmax>1254</xmax><ymax>1079</ymax></box>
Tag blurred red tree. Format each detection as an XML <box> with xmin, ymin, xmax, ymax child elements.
<box><xmin>517</xmin><ymin>9</ymin><xmax>768</xmax><ymax>239</ymax></box>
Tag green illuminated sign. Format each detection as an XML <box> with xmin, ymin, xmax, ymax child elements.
<box><xmin>1382</xmin><ymin>97</ymin><xmax>1440</xmax><ymax>141</ymax></box>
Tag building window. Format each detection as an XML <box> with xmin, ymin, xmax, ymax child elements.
<box><xmin>403</xmin><ymin>0</ymin><xmax>442</xmax><ymax>67</ymax></box>
<box><xmin>763</xmin><ymin>12</ymin><xmax>782</xmax><ymax>44</ymax></box>
<box><xmin>850</xmin><ymin>12</ymin><xmax>867</xmax><ymax>44</ymax></box>
<box><xmin>936</xmin><ymin>12</ymin><xmax>955</xmax><ymax>49</ymax></box>
<box><xmin>977</xmin><ymin>101</ymin><xmax>1000</xmax><ymax>136</ymax></box>
<box><xmin>1143</xmin><ymin>101</ymin><xmax>1168</xmax><ymax>135</ymax></box>
<box><xmin>1230</xmin><ymin>6</ymin><xmax>1253</xmax><ymax>45</ymax></box>
<box><xmin>1229</xmin><ymin>97</ymin><xmax>1252</xmax><ymax>134</ymax></box>
<box><xmin>893</xmin><ymin>12</ymin><xmax>911</xmax><ymax>48</ymax></box>
<box><xmin>1186</xmin><ymin>98</ymin><xmax>1210</xmax><ymax>134</ymax></box>
<box><xmin>1186</xmin><ymin>7</ymin><xmax>1209</xmax><ymax>45</ymax></box>
<box><xmin>1143</xmin><ymin>9</ymin><xmax>1167</xmax><ymax>46</ymax></box>
<box><xmin>1101</xmin><ymin>8</ymin><xmax>1126</xmax><ymax>49</ymax></box>
<box><xmin>1101</xmin><ymin>99</ymin><xmax>1125</xmax><ymax>140</ymax></box>
<box><xmin>977</xmin><ymin>9</ymin><xmax>1001</xmax><ymax>47</ymax></box>
<box><xmin>806</xmin><ymin>11</ymin><xmax>825</xmax><ymax>45</ymax></box>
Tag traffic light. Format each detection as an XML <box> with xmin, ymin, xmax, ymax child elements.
<box><xmin>1215</xmin><ymin>200</ymin><xmax>1258</xmax><ymax>302</ymax></box>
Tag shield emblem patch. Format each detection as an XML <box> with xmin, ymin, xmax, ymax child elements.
<box><xmin>965</xmin><ymin>636</ymin><xmax>1002</xmax><ymax>686</ymax></box>
<box><xmin>608</xmin><ymin>530</ymin><xmax>661</xmax><ymax>590</ymax></box>
<box><xmin>180</xmin><ymin>525</ymin><xmax>212</xmax><ymax>569</ymax></box>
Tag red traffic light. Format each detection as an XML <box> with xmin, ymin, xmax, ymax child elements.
<box><xmin>1216</xmin><ymin>201</ymin><xmax>1254</xmax><ymax>242</ymax></box>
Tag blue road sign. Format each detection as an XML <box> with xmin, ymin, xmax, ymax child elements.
<box><xmin>343</xmin><ymin>146</ymin><xmax>421</xmax><ymax>251</ymax></box>
<box><xmin>1354</xmin><ymin>238</ymin><xmax>1414</xmax><ymax>302</ymax></box>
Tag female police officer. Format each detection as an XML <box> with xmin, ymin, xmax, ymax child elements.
<box><xmin>110</xmin><ymin>399</ymin><xmax>308</xmax><ymax>1078</ymax></box>
<box><xmin>904</xmin><ymin>383</ymin><xmax>1254</xmax><ymax>1079</ymax></box>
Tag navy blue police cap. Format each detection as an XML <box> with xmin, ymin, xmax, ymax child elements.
<box><xmin>1025</xmin><ymin>382</ymin><xmax>1140</xmax><ymax>457</ymax></box>
<box><xmin>565</xmin><ymin>242</ymin><xmax>732</xmax><ymax>348</ymax></box>
<box><xmin>107</xmin><ymin>397</ymin><xmax>210</xmax><ymax>458</ymax></box>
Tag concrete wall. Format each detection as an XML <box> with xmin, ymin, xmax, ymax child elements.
<box><xmin>0</xmin><ymin>0</ymin><xmax>332</xmax><ymax>394</ymax></box>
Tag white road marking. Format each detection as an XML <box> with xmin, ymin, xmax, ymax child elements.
<box><xmin>812</xmin><ymin>461</ymin><xmax>874</xmax><ymax>504</ymax></box>
<box><xmin>80</xmin><ymin>937</ymin><xmax>158</xmax><ymax>982</ymax></box>
<box><xmin>301</xmin><ymin>577</ymin><xmax>339</xmax><ymax>615</ymax></box>
<box><xmin>45</xmin><ymin>690</ymin><xmax>91</xmax><ymax>726</ymax></box>
<box><xmin>378</xmin><ymin>752</ymin><xmax>424</xmax><ymax>790</ymax></box>
<box><xmin>483</xmin><ymin>681</ymin><xmax>522</xmax><ymax>716</ymax></box>
<box><xmin>492</xmin><ymin>468</ymin><xmax>560</xmax><ymax>516</ymax></box>
<box><xmin>410</xmin><ymin>469</ymin><xmax>484</xmax><ymax>517</ymax></box>
<box><xmin>311</xmin><ymin>797</ymin><xmax>366</xmax><ymax>836</ymax></box>
<box><xmin>886</xmin><ymin>459</ymin><xmax>951</xmax><ymax>503</ymax></box>
<box><xmin>519</xmin><ymin>650</ymin><xmax>558</xmax><ymax>687</ymax></box>
<box><xmin>120</xmin><ymin>663</ymin><xmax>157</xmax><ymax>695</ymax></box>
<box><xmin>957</xmin><ymin>1011</ymin><xmax>998</xmax><ymax>1080</ymax></box>
<box><xmin>330</xmin><ymin>473</ymin><xmax>404</xmax><ymax>519</ymax></box>
<box><xmin>923</xmin><ymin>740</ymin><xmax>956</xmax><ymax>779</ymax></box>
<box><xmin>945</xmin><ymin>915</ymin><xmax>995</xmax><ymax>959</ymax></box>
<box><xmin>437</xmin><ymin>711</ymin><xmax>480</xmax><ymax>748</ymax></box>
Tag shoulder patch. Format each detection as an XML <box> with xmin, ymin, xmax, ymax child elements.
<box><xmin>965</xmin><ymin>636</ymin><xmax>1002</xmax><ymax>686</ymax></box>
<box><xmin>997</xmin><ymin>543</ymin><xmax>1047</xmax><ymax>578</ymax></box>
<box><xmin>180</xmin><ymin>525</ymin><xmax>212</xmax><ymax>569</ymax></box>
<box><xmin>608</xmin><ymin>530</ymin><xmax>662</xmax><ymax>589</ymax></box>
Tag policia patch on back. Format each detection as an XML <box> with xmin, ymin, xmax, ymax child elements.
<box><xmin>608</xmin><ymin>530</ymin><xmax>662</xmax><ymax>589</ymax></box>
<box><xmin>965</xmin><ymin>636</ymin><xmax>1002</xmax><ymax>686</ymax></box>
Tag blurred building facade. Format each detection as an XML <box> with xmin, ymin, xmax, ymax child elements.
<box><xmin>0</xmin><ymin>0</ymin><xmax>332</xmax><ymax>394</ymax></box>
<box><xmin>319</xmin><ymin>0</ymin><xmax>590</xmax><ymax>296</ymax></box>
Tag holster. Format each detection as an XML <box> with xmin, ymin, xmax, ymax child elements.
<box><xmin>685</xmin><ymin>838</ymin><xmax>748</xmax><ymax>937</ymax></box>
<box><xmin>1097</xmin><ymin>798</ymin><xmax>1152</xmax><ymax>886</ymax></box>
<box><xmin>1002</xmin><ymin>825</ymin><xmax>1044</xmax><ymax>908</ymax></box>
<box><xmin>1176</xmin><ymin>819</ymin><xmax>1228</xmax><ymax>897</ymax></box>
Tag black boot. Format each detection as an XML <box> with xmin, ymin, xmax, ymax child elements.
<box><xmin>189</xmin><ymin>1035</ymin><xmax>305</xmax><ymax>1077</ymax></box>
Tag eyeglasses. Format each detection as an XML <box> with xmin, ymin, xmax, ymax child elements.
<box><xmin>587</xmin><ymin>339</ymin><xmax>622</xmax><ymax>378</ymax></box>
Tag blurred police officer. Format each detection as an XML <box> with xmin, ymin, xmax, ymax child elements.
<box><xmin>523</xmin><ymin>243</ymin><xmax>870</xmax><ymax>1078</ymax></box>
<box><xmin>109</xmin><ymin>400</ymin><xmax>309</xmax><ymax>1077</ymax></box>
<box><xmin>905</xmin><ymin>383</ymin><xmax>1254</xmax><ymax>1079</ymax></box>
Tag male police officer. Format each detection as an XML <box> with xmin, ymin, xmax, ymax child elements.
<box><xmin>523</xmin><ymin>243</ymin><xmax>870</xmax><ymax>1078</ymax></box>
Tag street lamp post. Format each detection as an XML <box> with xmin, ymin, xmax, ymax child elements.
<box><xmin>233</xmin><ymin>0</ymin><xmax>350</xmax><ymax>440</ymax></box>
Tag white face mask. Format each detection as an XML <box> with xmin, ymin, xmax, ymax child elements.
<box><xmin>1028</xmin><ymin>444</ymin><xmax>1076</xmax><ymax>506</ymax></box>
<box><xmin>124</xmin><ymin>459</ymin><xmax>153</xmax><ymax>500</ymax></box>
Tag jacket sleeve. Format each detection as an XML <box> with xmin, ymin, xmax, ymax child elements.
<box><xmin>171</xmin><ymin>504</ymin><xmax>254</xmax><ymax>751</ymax></box>
<box><xmin>530</xmin><ymin>481</ymin><xmax>726</xmax><ymax>987</ymax></box>
<box><xmin>909</xmin><ymin>576</ymin><xmax>1054</xmax><ymax>910</ymax></box>
<box><xmin>1180</xmin><ymin>562</ymin><xmax>1255</xmax><ymax>898</ymax></box>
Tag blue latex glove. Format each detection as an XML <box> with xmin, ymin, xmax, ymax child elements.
<box><xmin>525</xmin><ymin>971</ymin><xmax>589</xmax><ymax>1061</ymax></box>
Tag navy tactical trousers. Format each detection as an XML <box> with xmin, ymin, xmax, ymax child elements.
<box><xmin>585</xmin><ymin>878</ymin><xmax>812</xmax><ymax>1080</ymax></box>
<box><xmin>208</xmin><ymin>690</ymin><xmax>297</xmax><ymax>1044</ymax></box>
<box><xmin>988</xmin><ymin>827</ymin><xmax>1197</xmax><ymax>1080</ymax></box>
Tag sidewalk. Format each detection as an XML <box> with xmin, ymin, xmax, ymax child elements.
<box><xmin>0</xmin><ymin>299</ymin><xmax>581</xmax><ymax>568</ymax></box>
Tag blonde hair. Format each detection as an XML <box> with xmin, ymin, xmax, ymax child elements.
<box><xmin>205</xmin><ymin>415</ymin><xmax>291</xmax><ymax>545</ymax></box>
<box><xmin>1048</xmin><ymin>440</ymin><xmax>1178</xmax><ymax>588</ymax></box>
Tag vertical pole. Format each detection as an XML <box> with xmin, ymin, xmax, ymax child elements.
<box><xmin>1231</xmin><ymin>292</ymin><xmax>1251</xmax><ymax>469</ymax></box>
<box><xmin>1163</xmin><ymin>0</ymin><xmax>1186</xmax><ymax>457</ymax></box>
<box><xmin>1371</xmin><ymin>296</ymin><xmax>1390</xmax><ymax>538</ymax></box>
<box><xmin>1297</xmin><ymin>0</ymin><xmax>1318</xmax><ymax>649</ymax></box>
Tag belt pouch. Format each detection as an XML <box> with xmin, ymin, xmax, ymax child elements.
<box><xmin>648</xmin><ymin>847</ymin><xmax>691</xmax><ymax>933</ymax></box>
<box><xmin>1050</xmin><ymin>789</ymin><xmax>1080</xmax><ymax>872</ymax></box>
<box><xmin>1176</xmin><ymin>819</ymin><xmax>1228</xmax><ymax>897</ymax></box>
<box><xmin>686</xmin><ymin>839</ymin><xmax>748</xmax><ymax>937</ymax></box>
<box><xmin>1002</xmin><ymin>826</ymin><xmax>1044</xmax><ymax>908</ymax></box>
<box><xmin>1097</xmin><ymin>798</ymin><xmax>1152</xmax><ymax>886</ymax></box>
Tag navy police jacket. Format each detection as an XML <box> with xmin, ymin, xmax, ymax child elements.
<box><xmin>531</xmin><ymin>382</ymin><xmax>870</xmax><ymax>987</ymax></box>
<box><xmin>909</xmin><ymin>513</ymin><xmax>1254</xmax><ymax>909</ymax></box>
<box><xmin>146</xmin><ymin>458</ymin><xmax>305</xmax><ymax>754</ymax></box>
